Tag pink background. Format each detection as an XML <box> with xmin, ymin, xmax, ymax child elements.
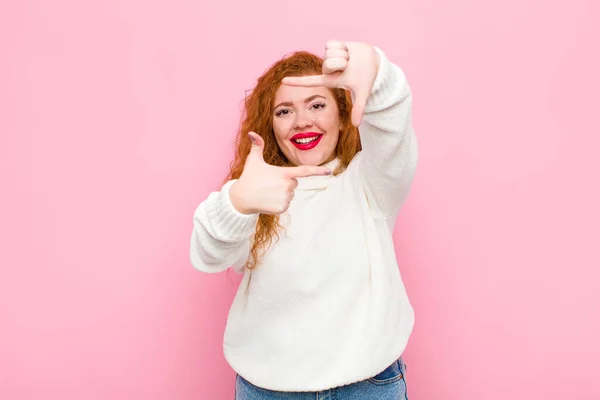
<box><xmin>1</xmin><ymin>0</ymin><xmax>599</xmax><ymax>399</ymax></box>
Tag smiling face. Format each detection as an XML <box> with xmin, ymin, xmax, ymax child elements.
<box><xmin>272</xmin><ymin>84</ymin><xmax>341</xmax><ymax>167</ymax></box>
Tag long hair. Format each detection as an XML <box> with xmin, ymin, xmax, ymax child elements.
<box><xmin>225</xmin><ymin>50</ymin><xmax>362</xmax><ymax>270</ymax></box>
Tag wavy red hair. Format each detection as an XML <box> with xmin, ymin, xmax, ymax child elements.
<box><xmin>225</xmin><ymin>50</ymin><xmax>361</xmax><ymax>270</ymax></box>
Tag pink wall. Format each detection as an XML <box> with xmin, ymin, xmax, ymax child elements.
<box><xmin>1</xmin><ymin>0</ymin><xmax>599</xmax><ymax>399</ymax></box>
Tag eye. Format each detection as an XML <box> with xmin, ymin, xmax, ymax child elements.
<box><xmin>311</xmin><ymin>102</ymin><xmax>326</xmax><ymax>110</ymax></box>
<box><xmin>275</xmin><ymin>108</ymin><xmax>291</xmax><ymax>117</ymax></box>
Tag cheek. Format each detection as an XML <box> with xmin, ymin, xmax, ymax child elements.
<box><xmin>272</xmin><ymin>120</ymin><xmax>287</xmax><ymax>141</ymax></box>
<box><xmin>272</xmin><ymin>120</ymin><xmax>294</xmax><ymax>153</ymax></box>
<box><xmin>316</xmin><ymin>111</ymin><xmax>341</xmax><ymax>134</ymax></box>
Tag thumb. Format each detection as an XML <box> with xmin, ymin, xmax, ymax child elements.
<box><xmin>350</xmin><ymin>90</ymin><xmax>368</xmax><ymax>127</ymax></box>
<box><xmin>246</xmin><ymin>131</ymin><xmax>265</xmax><ymax>163</ymax></box>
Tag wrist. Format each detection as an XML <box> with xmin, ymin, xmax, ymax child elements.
<box><xmin>229</xmin><ymin>182</ymin><xmax>254</xmax><ymax>215</ymax></box>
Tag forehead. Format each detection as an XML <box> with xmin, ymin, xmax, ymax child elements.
<box><xmin>274</xmin><ymin>84</ymin><xmax>334</xmax><ymax>104</ymax></box>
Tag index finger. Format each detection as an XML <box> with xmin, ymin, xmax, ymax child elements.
<box><xmin>283</xmin><ymin>165</ymin><xmax>332</xmax><ymax>178</ymax></box>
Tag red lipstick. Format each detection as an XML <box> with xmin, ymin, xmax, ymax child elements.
<box><xmin>290</xmin><ymin>132</ymin><xmax>323</xmax><ymax>151</ymax></box>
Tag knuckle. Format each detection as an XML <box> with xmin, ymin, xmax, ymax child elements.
<box><xmin>326</xmin><ymin>48</ymin><xmax>348</xmax><ymax>59</ymax></box>
<box><xmin>326</xmin><ymin>39</ymin><xmax>343</xmax><ymax>49</ymax></box>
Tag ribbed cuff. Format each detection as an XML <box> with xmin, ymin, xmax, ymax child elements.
<box><xmin>364</xmin><ymin>46</ymin><xmax>406</xmax><ymax>113</ymax></box>
<box><xmin>203</xmin><ymin>180</ymin><xmax>259</xmax><ymax>242</ymax></box>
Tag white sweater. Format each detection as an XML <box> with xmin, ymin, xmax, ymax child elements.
<box><xmin>190</xmin><ymin>47</ymin><xmax>418</xmax><ymax>392</ymax></box>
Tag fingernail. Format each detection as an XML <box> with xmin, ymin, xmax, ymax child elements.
<box><xmin>324</xmin><ymin>169</ymin><xmax>332</xmax><ymax>175</ymax></box>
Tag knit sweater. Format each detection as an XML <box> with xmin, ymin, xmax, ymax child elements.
<box><xmin>189</xmin><ymin>47</ymin><xmax>418</xmax><ymax>392</ymax></box>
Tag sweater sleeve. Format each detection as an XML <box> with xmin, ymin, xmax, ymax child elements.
<box><xmin>356</xmin><ymin>46</ymin><xmax>418</xmax><ymax>219</ymax></box>
<box><xmin>189</xmin><ymin>179</ymin><xmax>259</xmax><ymax>274</ymax></box>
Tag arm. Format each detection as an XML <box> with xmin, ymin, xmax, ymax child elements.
<box><xmin>280</xmin><ymin>41</ymin><xmax>418</xmax><ymax>219</ymax></box>
<box><xmin>189</xmin><ymin>180</ymin><xmax>258</xmax><ymax>274</ymax></box>
<box><xmin>191</xmin><ymin>131</ymin><xmax>331</xmax><ymax>274</ymax></box>
<box><xmin>357</xmin><ymin>47</ymin><xmax>418</xmax><ymax>219</ymax></box>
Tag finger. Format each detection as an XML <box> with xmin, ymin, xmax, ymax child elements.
<box><xmin>288</xmin><ymin>178</ymin><xmax>299</xmax><ymax>191</ymax></box>
<box><xmin>351</xmin><ymin>91</ymin><xmax>368</xmax><ymax>127</ymax></box>
<box><xmin>247</xmin><ymin>131</ymin><xmax>265</xmax><ymax>161</ymax></box>
<box><xmin>282</xmin><ymin>74</ymin><xmax>330</xmax><ymax>88</ymax></box>
<box><xmin>323</xmin><ymin>57</ymin><xmax>347</xmax><ymax>74</ymax></box>
<box><xmin>326</xmin><ymin>48</ymin><xmax>348</xmax><ymax>60</ymax></box>
<box><xmin>286</xmin><ymin>190</ymin><xmax>295</xmax><ymax>203</ymax></box>
<box><xmin>284</xmin><ymin>165</ymin><xmax>332</xmax><ymax>178</ymax></box>
<box><xmin>326</xmin><ymin>40</ymin><xmax>347</xmax><ymax>50</ymax></box>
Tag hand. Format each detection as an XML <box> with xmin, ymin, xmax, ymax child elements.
<box><xmin>282</xmin><ymin>40</ymin><xmax>379</xmax><ymax>127</ymax></box>
<box><xmin>229</xmin><ymin>132</ymin><xmax>332</xmax><ymax>215</ymax></box>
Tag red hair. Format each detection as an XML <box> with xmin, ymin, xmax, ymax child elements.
<box><xmin>225</xmin><ymin>50</ymin><xmax>361</xmax><ymax>270</ymax></box>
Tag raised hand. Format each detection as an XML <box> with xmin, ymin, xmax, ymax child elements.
<box><xmin>282</xmin><ymin>40</ymin><xmax>379</xmax><ymax>127</ymax></box>
<box><xmin>229</xmin><ymin>132</ymin><xmax>332</xmax><ymax>215</ymax></box>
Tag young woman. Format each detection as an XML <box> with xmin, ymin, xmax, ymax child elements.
<box><xmin>190</xmin><ymin>40</ymin><xmax>418</xmax><ymax>399</ymax></box>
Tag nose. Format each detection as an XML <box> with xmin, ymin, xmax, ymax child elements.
<box><xmin>293</xmin><ymin>110</ymin><xmax>313</xmax><ymax>130</ymax></box>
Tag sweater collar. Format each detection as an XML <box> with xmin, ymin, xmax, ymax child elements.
<box><xmin>296</xmin><ymin>158</ymin><xmax>340</xmax><ymax>191</ymax></box>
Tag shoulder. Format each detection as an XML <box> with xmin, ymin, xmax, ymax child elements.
<box><xmin>326</xmin><ymin>151</ymin><xmax>365</xmax><ymax>192</ymax></box>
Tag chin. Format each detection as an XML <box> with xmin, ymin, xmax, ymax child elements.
<box><xmin>291</xmin><ymin>152</ymin><xmax>329</xmax><ymax>167</ymax></box>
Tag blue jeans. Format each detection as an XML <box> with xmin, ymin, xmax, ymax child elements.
<box><xmin>235</xmin><ymin>358</ymin><xmax>408</xmax><ymax>399</ymax></box>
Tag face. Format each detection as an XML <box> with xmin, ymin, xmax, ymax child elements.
<box><xmin>272</xmin><ymin>83</ymin><xmax>341</xmax><ymax>167</ymax></box>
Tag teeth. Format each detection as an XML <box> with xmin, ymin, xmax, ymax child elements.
<box><xmin>294</xmin><ymin>136</ymin><xmax>319</xmax><ymax>144</ymax></box>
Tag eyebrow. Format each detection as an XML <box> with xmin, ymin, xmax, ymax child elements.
<box><xmin>273</xmin><ymin>94</ymin><xmax>327</xmax><ymax>110</ymax></box>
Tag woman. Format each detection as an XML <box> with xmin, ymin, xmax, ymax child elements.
<box><xmin>190</xmin><ymin>40</ymin><xmax>418</xmax><ymax>399</ymax></box>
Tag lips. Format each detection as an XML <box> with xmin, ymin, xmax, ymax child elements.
<box><xmin>290</xmin><ymin>132</ymin><xmax>323</xmax><ymax>151</ymax></box>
